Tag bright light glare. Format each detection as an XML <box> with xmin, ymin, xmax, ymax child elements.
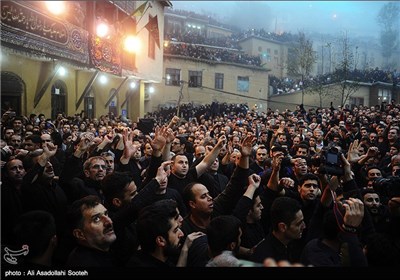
<box><xmin>99</xmin><ymin>75</ymin><xmax>107</xmax><ymax>84</ymax></box>
<box><xmin>124</xmin><ymin>36</ymin><xmax>141</xmax><ymax>53</ymax></box>
<box><xmin>96</xmin><ymin>23</ymin><xmax>109</xmax><ymax>38</ymax></box>
<box><xmin>58</xmin><ymin>66</ymin><xmax>66</xmax><ymax>76</ymax></box>
<box><xmin>130</xmin><ymin>82</ymin><xmax>136</xmax><ymax>89</ymax></box>
<box><xmin>149</xmin><ymin>86</ymin><xmax>155</xmax><ymax>94</ymax></box>
<box><xmin>45</xmin><ymin>1</ymin><xmax>65</xmax><ymax>15</ymax></box>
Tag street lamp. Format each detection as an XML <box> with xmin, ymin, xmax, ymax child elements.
<box><xmin>96</xmin><ymin>22</ymin><xmax>110</xmax><ymax>38</ymax></box>
<box><xmin>45</xmin><ymin>1</ymin><xmax>66</xmax><ymax>15</ymax></box>
<box><xmin>123</xmin><ymin>35</ymin><xmax>141</xmax><ymax>53</ymax></box>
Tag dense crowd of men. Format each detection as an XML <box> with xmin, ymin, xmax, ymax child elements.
<box><xmin>1</xmin><ymin>100</ymin><xmax>400</xmax><ymax>270</ymax></box>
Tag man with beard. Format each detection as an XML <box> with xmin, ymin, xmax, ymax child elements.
<box><xmin>128</xmin><ymin>199</ymin><xmax>203</xmax><ymax>267</ymax></box>
<box><xmin>250</xmin><ymin>146</ymin><xmax>268</xmax><ymax>175</ymax></box>
<box><xmin>66</xmin><ymin>195</ymin><xmax>118</xmax><ymax>267</ymax></box>
<box><xmin>100</xmin><ymin>150</ymin><xmax>115</xmax><ymax>175</ymax></box>
<box><xmin>362</xmin><ymin>189</ymin><xmax>390</xmax><ymax>233</ymax></box>
<box><xmin>1</xmin><ymin>158</ymin><xmax>26</xmax><ymax>245</ymax></box>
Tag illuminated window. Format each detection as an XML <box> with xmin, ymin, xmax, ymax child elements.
<box><xmin>165</xmin><ymin>68</ymin><xmax>181</xmax><ymax>86</ymax></box>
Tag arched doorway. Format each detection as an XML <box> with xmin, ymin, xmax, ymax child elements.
<box><xmin>51</xmin><ymin>79</ymin><xmax>67</xmax><ymax>119</ymax></box>
<box><xmin>1</xmin><ymin>71</ymin><xmax>25</xmax><ymax>116</ymax></box>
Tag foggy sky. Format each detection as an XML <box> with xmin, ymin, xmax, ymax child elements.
<box><xmin>171</xmin><ymin>1</ymin><xmax>396</xmax><ymax>39</ymax></box>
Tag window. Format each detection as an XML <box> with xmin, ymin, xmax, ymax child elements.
<box><xmin>189</xmin><ymin>71</ymin><xmax>202</xmax><ymax>88</ymax></box>
<box><xmin>237</xmin><ymin>76</ymin><xmax>249</xmax><ymax>92</ymax></box>
<box><xmin>349</xmin><ymin>97</ymin><xmax>364</xmax><ymax>109</ymax></box>
<box><xmin>51</xmin><ymin>80</ymin><xmax>66</xmax><ymax>119</ymax></box>
<box><xmin>215</xmin><ymin>73</ymin><xmax>224</xmax><ymax>89</ymax></box>
<box><xmin>165</xmin><ymin>68</ymin><xmax>181</xmax><ymax>86</ymax></box>
<box><xmin>378</xmin><ymin>88</ymin><xmax>391</xmax><ymax>104</ymax></box>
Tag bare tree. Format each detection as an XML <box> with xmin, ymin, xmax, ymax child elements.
<box><xmin>377</xmin><ymin>2</ymin><xmax>400</xmax><ymax>69</ymax></box>
<box><xmin>332</xmin><ymin>32</ymin><xmax>361</xmax><ymax>107</ymax></box>
<box><xmin>308</xmin><ymin>78</ymin><xmax>337</xmax><ymax>108</ymax></box>
<box><xmin>287</xmin><ymin>32</ymin><xmax>316</xmax><ymax>104</ymax></box>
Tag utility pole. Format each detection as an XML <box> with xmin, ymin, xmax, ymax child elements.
<box><xmin>176</xmin><ymin>80</ymin><xmax>184</xmax><ymax>117</ymax></box>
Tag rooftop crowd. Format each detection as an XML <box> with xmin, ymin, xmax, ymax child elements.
<box><xmin>270</xmin><ymin>68</ymin><xmax>400</xmax><ymax>95</ymax></box>
<box><xmin>163</xmin><ymin>29</ymin><xmax>399</xmax><ymax>95</ymax></box>
<box><xmin>1</xmin><ymin>98</ymin><xmax>400</xmax><ymax>269</ymax></box>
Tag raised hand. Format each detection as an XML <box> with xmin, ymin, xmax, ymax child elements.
<box><xmin>365</xmin><ymin>146</ymin><xmax>379</xmax><ymax>158</ymax></box>
<box><xmin>168</xmin><ymin>116</ymin><xmax>180</xmax><ymax>129</ymax></box>
<box><xmin>241</xmin><ymin>135</ymin><xmax>256</xmax><ymax>157</ymax></box>
<box><xmin>164</xmin><ymin>127</ymin><xmax>175</xmax><ymax>144</ymax></box>
<box><xmin>347</xmin><ymin>140</ymin><xmax>361</xmax><ymax>163</ymax></box>
<box><xmin>151</xmin><ymin>126</ymin><xmax>167</xmax><ymax>151</ymax></box>
<box><xmin>279</xmin><ymin>177</ymin><xmax>295</xmax><ymax>189</ymax></box>
<box><xmin>42</xmin><ymin>142</ymin><xmax>57</xmax><ymax>158</ymax></box>
<box><xmin>342</xmin><ymin>197</ymin><xmax>364</xmax><ymax>228</ymax></box>
<box><xmin>181</xmin><ymin>231</ymin><xmax>205</xmax><ymax>251</ymax></box>
<box><xmin>248</xmin><ymin>173</ymin><xmax>261</xmax><ymax>188</ymax></box>
<box><xmin>271</xmin><ymin>153</ymin><xmax>283</xmax><ymax>171</ymax></box>
<box><xmin>216</xmin><ymin>135</ymin><xmax>227</xmax><ymax>147</ymax></box>
<box><xmin>122</xmin><ymin>131</ymin><xmax>137</xmax><ymax>160</ymax></box>
<box><xmin>39</xmin><ymin>142</ymin><xmax>57</xmax><ymax>166</ymax></box>
<box><xmin>155</xmin><ymin>160</ymin><xmax>172</xmax><ymax>185</ymax></box>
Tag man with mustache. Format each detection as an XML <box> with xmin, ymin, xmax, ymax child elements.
<box><xmin>362</xmin><ymin>189</ymin><xmax>390</xmax><ymax>233</ymax></box>
<box><xmin>1</xmin><ymin>158</ymin><xmax>26</xmax><ymax>245</ymax></box>
<box><xmin>66</xmin><ymin>195</ymin><xmax>117</xmax><ymax>267</ymax></box>
<box><xmin>60</xmin><ymin>133</ymin><xmax>108</xmax><ymax>203</ymax></box>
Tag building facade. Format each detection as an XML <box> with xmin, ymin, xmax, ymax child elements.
<box><xmin>149</xmin><ymin>54</ymin><xmax>270</xmax><ymax>113</ymax></box>
<box><xmin>1</xmin><ymin>0</ymin><xmax>171</xmax><ymax>121</ymax></box>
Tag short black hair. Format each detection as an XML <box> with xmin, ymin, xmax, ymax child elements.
<box><xmin>136</xmin><ymin>199</ymin><xmax>178</xmax><ymax>253</ymax></box>
<box><xmin>206</xmin><ymin>215</ymin><xmax>242</xmax><ymax>257</ymax></box>
<box><xmin>270</xmin><ymin>197</ymin><xmax>302</xmax><ymax>231</ymax></box>
<box><xmin>101</xmin><ymin>172</ymin><xmax>133</xmax><ymax>209</ymax></box>
<box><xmin>13</xmin><ymin>210</ymin><xmax>56</xmax><ymax>258</ymax></box>
<box><xmin>67</xmin><ymin>195</ymin><xmax>101</xmax><ymax>232</ymax></box>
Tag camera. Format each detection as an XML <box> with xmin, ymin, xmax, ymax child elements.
<box><xmin>318</xmin><ymin>145</ymin><xmax>344</xmax><ymax>176</ymax></box>
<box><xmin>372</xmin><ymin>176</ymin><xmax>400</xmax><ymax>198</ymax></box>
